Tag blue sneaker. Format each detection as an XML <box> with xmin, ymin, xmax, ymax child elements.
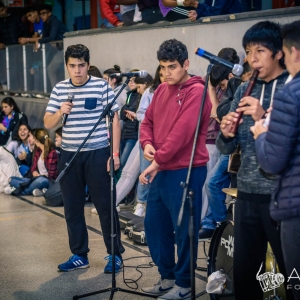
<box><xmin>58</xmin><ymin>254</ymin><xmax>90</xmax><ymax>272</ymax></box>
<box><xmin>104</xmin><ymin>255</ymin><xmax>123</xmax><ymax>273</ymax></box>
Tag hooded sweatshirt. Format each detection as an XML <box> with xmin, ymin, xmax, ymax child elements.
<box><xmin>216</xmin><ymin>71</ymin><xmax>289</xmax><ymax>201</ymax></box>
<box><xmin>140</xmin><ymin>76</ymin><xmax>211</xmax><ymax>171</ymax></box>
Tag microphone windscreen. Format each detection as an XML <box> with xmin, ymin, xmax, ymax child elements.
<box><xmin>232</xmin><ymin>64</ymin><xmax>244</xmax><ymax>76</ymax></box>
<box><xmin>139</xmin><ymin>70</ymin><xmax>148</xmax><ymax>78</ymax></box>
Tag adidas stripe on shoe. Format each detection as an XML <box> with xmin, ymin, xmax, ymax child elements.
<box><xmin>58</xmin><ymin>254</ymin><xmax>90</xmax><ymax>272</ymax></box>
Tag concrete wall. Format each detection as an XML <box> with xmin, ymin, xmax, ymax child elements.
<box><xmin>64</xmin><ymin>7</ymin><xmax>300</xmax><ymax>79</ymax></box>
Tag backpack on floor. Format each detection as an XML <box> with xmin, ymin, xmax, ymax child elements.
<box><xmin>44</xmin><ymin>181</ymin><xmax>63</xmax><ymax>207</ymax></box>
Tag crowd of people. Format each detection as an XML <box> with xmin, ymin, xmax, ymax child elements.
<box><xmin>0</xmin><ymin>9</ymin><xmax>300</xmax><ymax>300</ymax></box>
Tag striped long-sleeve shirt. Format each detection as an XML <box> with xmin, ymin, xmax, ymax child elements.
<box><xmin>46</xmin><ymin>76</ymin><xmax>119</xmax><ymax>152</ymax></box>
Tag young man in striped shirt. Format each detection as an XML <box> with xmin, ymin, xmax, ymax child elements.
<box><xmin>44</xmin><ymin>44</ymin><xmax>125</xmax><ymax>273</ymax></box>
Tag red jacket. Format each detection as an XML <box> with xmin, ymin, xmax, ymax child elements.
<box><xmin>140</xmin><ymin>76</ymin><xmax>211</xmax><ymax>171</ymax></box>
<box><xmin>31</xmin><ymin>148</ymin><xmax>58</xmax><ymax>180</ymax></box>
<box><xmin>99</xmin><ymin>0</ymin><xmax>121</xmax><ymax>26</ymax></box>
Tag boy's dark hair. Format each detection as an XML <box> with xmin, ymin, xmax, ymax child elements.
<box><xmin>218</xmin><ymin>48</ymin><xmax>240</xmax><ymax>64</ymax></box>
<box><xmin>210</xmin><ymin>65</ymin><xmax>231</xmax><ymax>87</ymax></box>
<box><xmin>104</xmin><ymin>65</ymin><xmax>122</xmax><ymax>85</ymax></box>
<box><xmin>281</xmin><ymin>20</ymin><xmax>300</xmax><ymax>51</ymax></box>
<box><xmin>26</xmin><ymin>6</ymin><xmax>38</xmax><ymax>14</ymax></box>
<box><xmin>242</xmin><ymin>61</ymin><xmax>251</xmax><ymax>74</ymax></box>
<box><xmin>65</xmin><ymin>44</ymin><xmax>90</xmax><ymax>65</ymax></box>
<box><xmin>242</xmin><ymin>21</ymin><xmax>285</xmax><ymax>68</ymax></box>
<box><xmin>157</xmin><ymin>39</ymin><xmax>188</xmax><ymax>67</ymax></box>
<box><xmin>0</xmin><ymin>1</ymin><xmax>5</xmax><ymax>8</ymax></box>
<box><xmin>55</xmin><ymin>127</ymin><xmax>62</xmax><ymax>137</ymax></box>
<box><xmin>39</xmin><ymin>4</ymin><xmax>52</xmax><ymax>12</ymax></box>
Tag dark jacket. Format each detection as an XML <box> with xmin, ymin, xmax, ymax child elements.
<box><xmin>216</xmin><ymin>71</ymin><xmax>289</xmax><ymax>200</ymax></box>
<box><xmin>138</xmin><ymin>0</ymin><xmax>159</xmax><ymax>11</ymax></box>
<box><xmin>255</xmin><ymin>72</ymin><xmax>300</xmax><ymax>221</ymax></box>
<box><xmin>0</xmin><ymin>13</ymin><xmax>28</xmax><ymax>45</ymax></box>
<box><xmin>39</xmin><ymin>15</ymin><xmax>68</xmax><ymax>44</ymax></box>
<box><xmin>217</xmin><ymin>77</ymin><xmax>242</xmax><ymax>121</ymax></box>
<box><xmin>0</xmin><ymin>111</ymin><xmax>28</xmax><ymax>146</ymax></box>
<box><xmin>196</xmin><ymin>0</ymin><xmax>242</xmax><ymax>19</ymax></box>
<box><xmin>120</xmin><ymin>90</ymin><xmax>140</xmax><ymax>140</ymax></box>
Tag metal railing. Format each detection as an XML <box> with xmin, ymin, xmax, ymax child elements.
<box><xmin>0</xmin><ymin>41</ymin><xmax>64</xmax><ymax>96</ymax></box>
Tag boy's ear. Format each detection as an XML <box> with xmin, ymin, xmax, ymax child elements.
<box><xmin>275</xmin><ymin>50</ymin><xmax>283</xmax><ymax>61</ymax></box>
<box><xmin>183</xmin><ymin>59</ymin><xmax>189</xmax><ymax>70</ymax></box>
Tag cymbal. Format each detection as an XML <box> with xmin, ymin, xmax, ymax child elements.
<box><xmin>222</xmin><ymin>188</ymin><xmax>237</xmax><ymax>198</ymax></box>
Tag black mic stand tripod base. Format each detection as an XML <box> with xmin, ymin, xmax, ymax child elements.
<box><xmin>71</xmin><ymin>78</ymin><xmax>156</xmax><ymax>300</ymax></box>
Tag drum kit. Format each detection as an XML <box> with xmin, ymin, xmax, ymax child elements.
<box><xmin>204</xmin><ymin>188</ymin><xmax>284</xmax><ymax>300</ymax></box>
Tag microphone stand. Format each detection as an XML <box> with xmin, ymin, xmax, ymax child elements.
<box><xmin>61</xmin><ymin>78</ymin><xmax>156</xmax><ymax>300</ymax></box>
<box><xmin>177</xmin><ymin>64</ymin><xmax>213</xmax><ymax>300</ymax></box>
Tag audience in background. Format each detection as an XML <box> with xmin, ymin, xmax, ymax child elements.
<box><xmin>99</xmin><ymin>0</ymin><xmax>124</xmax><ymax>28</ymax></box>
<box><xmin>137</xmin><ymin>0</ymin><xmax>165</xmax><ymax>24</ymax></box>
<box><xmin>35</xmin><ymin>4</ymin><xmax>68</xmax><ymax>89</ymax></box>
<box><xmin>6</xmin><ymin>123</ymin><xmax>32</xmax><ymax>176</ymax></box>
<box><xmin>8</xmin><ymin>128</ymin><xmax>58</xmax><ymax>197</ymax></box>
<box><xmin>18</xmin><ymin>6</ymin><xmax>43</xmax><ymax>45</ymax></box>
<box><xmin>118</xmin><ymin>0</ymin><xmax>139</xmax><ymax>26</ymax></box>
<box><xmin>0</xmin><ymin>97</ymin><xmax>28</xmax><ymax>146</ymax></box>
<box><xmin>0</xmin><ymin>1</ymin><xmax>28</xmax><ymax>49</ymax></box>
<box><xmin>187</xmin><ymin>0</ymin><xmax>242</xmax><ymax>21</ymax></box>
<box><xmin>103</xmin><ymin>65</ymin><xmax>127</xmax><ymax>116</ymax></box>
<box><xmin>88</xmin><ymin>66</ymin><xmax>103</xmax><ymax>78</ymax></box>
<box><xmin>119</xmin><ymin>70</ymin><xmax>140</xmax><ymax>168</ymax></box>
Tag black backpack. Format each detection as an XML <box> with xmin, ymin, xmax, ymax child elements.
<box><xmin>44</xmin><ymin>181</ymin><xmax>63</xmax><ymax>207</ymax></box>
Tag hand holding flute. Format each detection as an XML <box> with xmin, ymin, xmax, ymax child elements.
<box><xmin>220</xmin><ymin>70</ymin><xmax>263</xmax><ymax>138</ymax></box>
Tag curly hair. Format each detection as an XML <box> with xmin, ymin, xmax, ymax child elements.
<box><xmin>65</xmin><ymin>44</ymin><xmax>90</xmax><ymax>65</ymax></box>
<box><xmin>157</xmin><ymin>39</ymin><xmax>188</xmax><ymax>67</ymax></box>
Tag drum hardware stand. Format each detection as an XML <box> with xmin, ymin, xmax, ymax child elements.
<box><xmin>178</xmin><ymin>64</ymin><xmax>213</xmax><ymax>300</ymax></box>
<box><xmin>55</xmin><ymin>78</ymin><xmax>156</xmax><ymax>300</ymax></box>
<box><xmin>197</xmin><ymin>240</ymin><xmax>210</xmax><ymax>272</ymax></box>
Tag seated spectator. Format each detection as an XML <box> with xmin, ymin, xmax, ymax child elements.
<box><xmin>99</xmin><ymin>0</ymin><xmax>124</xmax><ymax>28</ymax></box>
<box><xmin>137</xmin><ymin>0</ymin><xmax>165</xmax><ymax>24</ymax></box>
<box><xmin>0</xmin><ymin>97</ymin><xmax>28</xmax><ymax>146</ymax></box>
<box><xmin>55</xmin><ymin>127</ymin><xmax>62</xmax><ymax>149</ymax></box>
<box><xmin>18</xmin><ymin>6</ymin><xmax>43</xmax><ymax>45</ymax></box>
<box><xmin>8</xmin><ymin>128</ymin><xmax>58</xmax><ymax>196</ymax></box>
<box><xmin>118</xmin><ymin>0</ymin><xmax>139</xmax><ymax>26</ymax></box>
<box><xmin>5</xmin><ymin>123</ymin><xmax>32</xmax><ymax>176</ymax></box>
<box><xmin>103</xmin><ymin>65</ymin><xmax>127</xmax><ymax>114</ymax></box>
<box><xmin>187</xmin><ymin>0</ymin><xmax>242</xmax><ymax>21</ymax></box>
<box><xmin>160</xmin><ymin>0</ymin><xmax>194</xmax><ymax>22</ymax></box>
<box><xmin>34</xmin><ymin>4</ymin><xmax>68</xmax><ymax>89</ymax></box>
<box><xmin>0</xmin><ymin>146</ymin><xmax>22</xmax><ymax>194</ymax></box>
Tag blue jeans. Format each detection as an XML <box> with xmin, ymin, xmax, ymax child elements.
<box><xmin>201</xmin><ymin>154</ymin><xmax>231</xmax><ymax>230</ymax></box>
<box><xmin>136</xmin><ymin>144</ymin><xmax>151</xmax><ymax>202</ymax></box>
<box><xmin>10</xmin><ymin>176</ymin><xmax>49</xmax><ymax>195</ymax></box>
<box><xmin>102</xmin><ymin>13</ymin><xmax>122</xmax><ymax>28</ymax></box>
<box><xmin>120</xmin><ymin>138</ymin><xmax>137</xmax><ymax>168</ymax></box>
<box><xmin>145</xmin><ymin>166</ymin><xmax>207</xmax><ymax>288</ymax></box>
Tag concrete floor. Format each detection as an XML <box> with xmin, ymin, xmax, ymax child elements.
<box><xmin>0</xmin><ymin>193</ymin><xmax>211</xmax><ymax>300</ymax></box>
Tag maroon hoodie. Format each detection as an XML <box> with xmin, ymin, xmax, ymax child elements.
<box><xmin>140</xmin><ymin>76</ymin><xmax>211</xmax><ymax>171</ymax></box>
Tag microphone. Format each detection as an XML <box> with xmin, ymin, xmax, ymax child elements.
<box><xmin>61</xmin><ymin>94</ymin><xmax>74</xmax><ymax>125</ymax></box>
<box><xmin>109</xmin><ymin>70</ymin><xmax>148</xmax><ymax>78</ymax></box>
<box><xmin>195</xmin><ymin>48</ymin><xmax>244</xmax><ymax>76</ymax></box>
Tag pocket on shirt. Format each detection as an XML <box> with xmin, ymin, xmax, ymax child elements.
<box><xmin>84</xmin><ymin>98</ymin><xmax>97</xmax><ymax>110</ymax></box>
